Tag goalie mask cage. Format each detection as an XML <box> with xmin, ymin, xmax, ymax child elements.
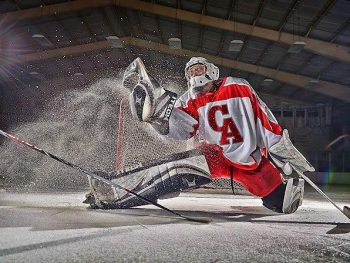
<box><xmin>115</xmin><ymin>97</ymin><xmax>250</xmax><ymax>195</ymax></box>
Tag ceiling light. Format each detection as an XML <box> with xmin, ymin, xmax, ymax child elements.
<box><xmin>287</xmin><ymin>41</ymin><xmax>306</xmax><ymax>53</ymax></box>
<box><xmin>74</xmin><ymin>73</ymin><xmax>84</xmax><ymax>76</ymax></box>
<box><xmin>228</xmin><ymin>40</ymin><xmax>244</xmax><ymax>52</ymax></box>
<box><xmin>168</xmin><ymin>38</ymin><xmax>182</xmax><ymax>49</ymax></box>
<box><xmin>308</xmin><ymin>79</ymin><xmax>319</xmax><ymax>85</ymax></box>
<box><xmin>29</xmin><ymin>71</ymin><xmax>44</xmax><ymax>80</ymax></box>
<box><xmin>32</xmin><ymin>34</ymin><xmax>54</xmax><ymax>47</ymax></box>
<box><xmin>262</xmin><ymin>78</ymin><xmax>274</xmax><ymax>86</ymax></box>
<box><xmin>106</xmin><ymin>36</ymin><xmax>123</xmax><ymax>48</ymax></box>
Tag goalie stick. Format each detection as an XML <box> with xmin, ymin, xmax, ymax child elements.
<box><xmin>290</xmin><ymin>164</ymin><xmax>350</xmax><ymax>220</ymax></box>
<box><xmin>0</xmin><ymin>129</ymin><xmax>212</xmax><ymax>223</ymax></box>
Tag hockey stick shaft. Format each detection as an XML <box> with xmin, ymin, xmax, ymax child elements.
<box><xmin>0</xmin><ymin>129</ymin><xmax>211</xmax><ymax>223</ymax></box>
<box><xmin>291</xmin><ymin>164</ymin><xmax>350</xmax><ymax>219</ymax></box>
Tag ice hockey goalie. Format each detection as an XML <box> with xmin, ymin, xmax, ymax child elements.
<box><xmin>85</xmin><ymin>57</ymin><xmax>315</xmax><ymax>214</ymax></box>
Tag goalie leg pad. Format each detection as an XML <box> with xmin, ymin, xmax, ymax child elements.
<box><xmin>282</xmin><ymin>178</ymin><xmax>304</xmax><ymax>214</ymax></box>
<box><xmin>261</xmin><ymin>178</ymin><xmax>304</xmax><ymax>214</ymax></box>
<box><xmin>86</xmin><ymin>150</ymin><xmax>211</xmax><ymax>209</ymax></box>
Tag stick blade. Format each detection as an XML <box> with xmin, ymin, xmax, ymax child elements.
<box><xmin>343</xmin><ymin>206</ymin><xmax>350</xmax><ymax>219</ymax></box>
<box><xmin>184</xmin><ymin>216</ymin><xmax>212</xmax><ymax>224</ymax></box>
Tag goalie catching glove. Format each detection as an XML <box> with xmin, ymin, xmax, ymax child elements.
<box><xmin>129</xmin><ymin>79</ymin><xmax>177</xmax><ymax>135</ymax></box>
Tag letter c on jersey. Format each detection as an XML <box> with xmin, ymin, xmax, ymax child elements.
<box><xmin>208</xmin><ymin>105</ymin><xmax>243</xmax><ymax>145</ymax></box>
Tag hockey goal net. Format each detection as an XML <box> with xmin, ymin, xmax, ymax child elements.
<box><xmin>115</xmin><ymin>97</ymin><xmax>250</xmax><ymax>195</ymax></box>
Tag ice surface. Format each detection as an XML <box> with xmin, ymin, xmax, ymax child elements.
<box><xmin>0</xmin><ymin>191</ymin><xmax>349</xmax><ymax>263</ymax></box>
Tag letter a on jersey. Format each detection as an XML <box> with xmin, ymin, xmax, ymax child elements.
<box><xmin>208</xmin><ymin>105</ymin><xmax>243</xmax><ymax>145</ymax></box>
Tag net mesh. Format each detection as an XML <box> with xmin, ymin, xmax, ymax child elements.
<box><xmin>115</xmin><ymin>97</ymin><xmax>188</xmax><ymax>169</ymax></box>
<box><xmin>203</xmin><ymin>178</ymin><xmax>250</xmax><ymax>195</ymax></box>
<box><xmin>116</xmin><ymin>97</ymin><xmax>250</xmax><ymax>195</ymax></box>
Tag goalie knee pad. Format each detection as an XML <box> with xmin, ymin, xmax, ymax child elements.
<box><xmin>85</xmin><ymin>149</ymin><xmax>211</xmax><ymax>209</ymax></box>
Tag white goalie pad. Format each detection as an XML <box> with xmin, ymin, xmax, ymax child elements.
<box><xmin>282</xmin><ymin>178</ymin><xmax>304</xmax><ymax>214</ymax></box>
<box><xmin>87</xmin><ymin>149</ymin><xmax>211</xmax><ymax>209</ymax></box>
<box><xmin>269</xmin><ymin>129</ymin><xmax>315</xmax><ymax>175</ymax></box>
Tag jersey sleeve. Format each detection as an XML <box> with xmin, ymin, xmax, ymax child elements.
<box><xmin>165</xmin><ymin>92</ymin><xmax>199</xmax><ymax>140</ymax></box>
<box><xmin>242</xmin><ymin>79</ymin><xmax>283</xmax><ymax>149</ymax></box>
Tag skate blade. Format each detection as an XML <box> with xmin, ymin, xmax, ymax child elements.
<box><xmin>183</xmin><ymin>216</ymin><xmax>212</xmax><ymax>224</ymax></box>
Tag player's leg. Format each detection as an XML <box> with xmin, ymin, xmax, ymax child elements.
<box><xmin>84</xmin><ymin>149</ymin><xmax>211</xmax><ymax>209</ymax></box>
<box><xmin>233</xmin><ymin>156</ymin><xmax>305</xmax><ymax>214</ymax></box>
<box><xmin>261</xmin><ymin>177</ymin><xmax>304</xmax><ymax>214</ymax></box>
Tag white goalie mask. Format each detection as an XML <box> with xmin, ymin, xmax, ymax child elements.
<box><xmin>185</xmin><ymin>57</ymin><xmax>219</xmax><ymax>97</ymax></box>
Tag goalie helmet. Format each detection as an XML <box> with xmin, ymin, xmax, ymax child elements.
<box><xmin>185</xmin><ymin>57</ymin><xmax>219</xmax><ymax>94</ymax></box>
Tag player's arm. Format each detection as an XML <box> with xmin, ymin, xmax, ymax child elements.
<box><xmin>239</xmin><ymin>79</ymin><xmax>283</xmax><ymax>148</ymax></box>
<box><xmin>243</xmin><ymin>79</ymin><xmax>315</xmax><ymax>174</ymax></box>
<box><xmin>129</xmin><ymin>79</ymin><xmax>198</xmax><ymax>140</ymax></box>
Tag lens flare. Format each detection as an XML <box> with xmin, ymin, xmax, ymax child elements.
<box><xmin>325</xmin><ymin>134</ymin><xmax>349</xmax><ymax>151</ymax></box>
<box><xmin>0</xmin><ymin>15</ymin><xmax>35</xmax><ymax>86</ymax></box>
<box><xmin>322</xmin><ymin>168</ymin><xmax>335</xmax><ymax>187</ymax></box>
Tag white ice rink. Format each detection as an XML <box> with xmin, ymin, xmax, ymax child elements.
<box><xmin>0</xmin><ymin>187</ymin><xmax>349</xmax><ymax>263</ymax></box>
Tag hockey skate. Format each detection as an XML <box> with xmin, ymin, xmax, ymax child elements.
<box><xmin>282</xmin><ymin>178</ymin><xmax>304</xmax><ymax>214</ymax></box>
<box><xmin>84</xmin><ymin>149</ymin><xmax>211</xmax><ymax>209</ymax></box>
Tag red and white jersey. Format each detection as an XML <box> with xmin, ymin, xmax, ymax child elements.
<box><xmin>167</xmin><ymin>77</ymin><xmax>283</xmax><ymax>170</ymax></box>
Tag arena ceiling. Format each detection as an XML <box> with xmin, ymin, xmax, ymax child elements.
<box><xmin>0</xmin><ymin>0</ymin><xmax>350</xmax><ymax>105</ymax></box>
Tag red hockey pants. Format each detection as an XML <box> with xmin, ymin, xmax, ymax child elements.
<box><xmin>201</xmin><ymin>145</ymin><xmax>283</xmax><ymax>197</ymax></box>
